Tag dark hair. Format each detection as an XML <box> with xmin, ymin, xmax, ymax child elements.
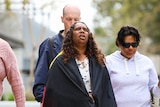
<box><xmin>62</xmin><ymin>21</ymin><xmax>105</xmax><ymax>66</ymax></box>
<box><xmin>116</xmin><ymin>26</ymin><xmax>141</xmax><ymax>46</ymax></box>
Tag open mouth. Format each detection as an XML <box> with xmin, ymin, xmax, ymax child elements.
<box><xmin>79</xmin><ymin>35</ymin><xmax>85</xmax><ymax>40</ymax></box>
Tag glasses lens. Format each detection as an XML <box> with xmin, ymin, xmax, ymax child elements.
<box><xmin>122</xmin><ymin>43</ymin><xmax>130</xmax><ymax>48</ymax></box>
<box><xmin>132</xmin><ymin>42</ymin><xmax>138</xmax><ymax>47</ymax></box>
<box><xmin>122</xmin><ymin>42</ymin><xmax>138</xmax><ymax>48</ymax></box>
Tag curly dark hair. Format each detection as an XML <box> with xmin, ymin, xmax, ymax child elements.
<box><xmin>62</xmin><ymin>21</ymin><xmax>105</xmax><ymax>66</ymax></box>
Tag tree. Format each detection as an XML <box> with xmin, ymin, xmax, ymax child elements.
<box><xmin>92</xmin><ymin>0</ymin><xmax>160</xmax><ymax>54</ymax></box>
<box><xmin>0</xmin><ymin>0</ymin><xmax>55</xmax><ymax>95</ymax></box>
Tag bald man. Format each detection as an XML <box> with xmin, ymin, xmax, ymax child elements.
<box><xmin>33</xmin><ymin>4</ymin><xmax>81</xmax><ymax>103</ymax></box>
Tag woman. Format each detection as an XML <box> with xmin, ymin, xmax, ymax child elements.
<box><xmin>42</xmin><ymin>21</ymin><xmax>117</xmax><ymax>107</ymax></box>
<box><xmin>0</xmin><ymin>38</ymin><xmax>25</xmax><ymax>107</ymax></box>
<box><xmin>105</xmin><ymin>25</ymin><xmax>160</xmax><ymax>107</ymax></box>
<box><xmin>33</xmin><ymin>4</ymin><xmax>81</xmax><ymax>103</ymax></box>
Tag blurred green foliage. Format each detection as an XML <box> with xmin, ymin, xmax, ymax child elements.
<box><xmin>1</xmin><ymin>92</ymin><xmax>14</xmax><ymax>101</ymax></box>
<box><xmin>1</xmin><ymin>91</ymin><xmax>35</xmax><ymax>101</ymax></box>
<box><xmin>92</xmin><ymin>0</ymin><xmax>160</xmax><ymax>54</ymax></box>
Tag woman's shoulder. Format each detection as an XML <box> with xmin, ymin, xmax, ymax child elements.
<box><xmin>105</xmin><ymin>51</ymin><xmax>121</xmax><ymax>61</ymax></box>
<box><xmin>0</xmin><ymin>38</ymin><xmax>13</xmax><ymax>54</ymax></box>
<box><xmin>136</xmin><ymin>52</ymin><xmax>153</xmax><ymax>63</ymax></box>
<box><xmin>49</xmin><ymin>52</ymin><xmax>63</xmax><ymax>67</ymax></box>
<box><xmin>0</xmin><ymin>38</ymin><xmax>10</xmax><ymax>47</ymax></box>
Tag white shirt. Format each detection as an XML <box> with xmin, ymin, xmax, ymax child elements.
<box><xmin>105</xmin><ymin>51</ymin><xmax>160</xmax><ymax>107</ymax></box>
<box><xmin>76</xmin><ymin>58</ymin><xmax>91</xmax><ymax>92</ymax></box>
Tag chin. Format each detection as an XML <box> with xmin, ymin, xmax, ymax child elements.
<box><xmin>127</xmin><ymin>55</ymin><xmax>134</xmax><ymax>59</ymax></box>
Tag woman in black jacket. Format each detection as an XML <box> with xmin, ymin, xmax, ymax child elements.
<box><xmin>42</xmin><ymin>21</ymin><xmax>117</xmax><ymax>107</ymax></box>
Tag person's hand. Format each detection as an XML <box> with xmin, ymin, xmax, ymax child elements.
<box><xmin>40</xmin><ymin>103</ymin><xmax>43</xmax><ymax>107</ymax></box>
<box><xmin>158</xmin><ymin>80</ymin><xmax>160</xmax><ymax>88</ymax></box>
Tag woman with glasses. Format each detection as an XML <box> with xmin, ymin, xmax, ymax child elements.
<box><xmin>105</xmin><ymin>25</ymin><xmax>160</xmax><ymax>107</ymax></box>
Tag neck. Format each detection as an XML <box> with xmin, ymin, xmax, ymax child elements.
<box><xmin>74</xmin><ymin>45</ymin><xmax>87</xmax><ymax>61</ymax></box>
<box><xmin>61</xmin><ymin>30</ymin><xmax>66</xmax><ymax>37</ymax></box>
<box><xmin>76</xmin><ymin>54</ymin><xmax>86</xmax><ymax>61</ymax></box>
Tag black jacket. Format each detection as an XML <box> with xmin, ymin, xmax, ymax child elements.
<box><xmin>42</xmin><ymin>55</ymin><xmax>117</xmax><ymax>107</ymax></box>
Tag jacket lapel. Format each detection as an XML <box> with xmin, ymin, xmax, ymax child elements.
<box><xmin>62</xmin><ymin>58</ymin><xmax>87</xmax><ymax>94</ymax></box>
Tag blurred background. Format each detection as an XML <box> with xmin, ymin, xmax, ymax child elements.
<box><xmin>0</xmin><ymin>0</ymin><xmax>160</xmax><ymax>106</ymax></box>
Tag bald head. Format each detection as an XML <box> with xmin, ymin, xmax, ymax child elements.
<box><xmin>63</xmin><ymin>4</ymin><xmax>81</xmax><ymax>16</ymax></box>
<box><xmin>61</xmin><ymin>4</ymin><xmax>81</xmax><ymax>35</ymax></box>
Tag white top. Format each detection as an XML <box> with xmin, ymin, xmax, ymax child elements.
<box><xmin>76</xmin><ymin>58</ymin><xmax>91</xmax><ymax>92</ymax></box>
<box><xmin>105</xmin><ymin>51</ymin><xmax>160</xmax><ymax>107</ymax></box>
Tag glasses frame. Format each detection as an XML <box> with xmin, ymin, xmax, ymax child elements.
<box><xmin>121</xmin><ymin>42</ymin><xmax>139</xmax><ymax>48</ymax></box>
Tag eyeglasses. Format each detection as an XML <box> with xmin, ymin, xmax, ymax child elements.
<box><xmin>122</xmin><ymin>42</ymin><xmax>139</xmax><ymax>48</ymax></box>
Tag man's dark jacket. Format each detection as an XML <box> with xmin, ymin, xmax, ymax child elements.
<box><xmin>33</xmin><ymin>30</ymin><xmax>64</xmax><ymax>102</ymax></box>
<box><xmin>42</xmin><ymin>55</ymin><xmax>117</xmax><ymax>107</ymax></box>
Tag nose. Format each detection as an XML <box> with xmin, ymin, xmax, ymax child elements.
<box><xmin>129</xmin><ymin>45</ymin><xmax>134</xmax><ymax>49</ymax></box>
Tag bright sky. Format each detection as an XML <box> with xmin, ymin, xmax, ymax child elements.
<box><xmin>34</xmin><ymin>0</ymin><xmax>96</xmax><ymax>32</ymax></box>
<box><xmin>1</xmin><ymin>0</ymin><xmax>96</xmax><ymax>32</ymax></box>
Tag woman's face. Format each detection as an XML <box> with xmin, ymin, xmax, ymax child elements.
<box><xmin>72</xmin><ymin>22</ymin><xmax>89</xmax><ymax>47</ymax></box>
<box><xmin>119</xmin><ymin>35</ymin><xmax>138</xmax><ymax>59</ymax></box>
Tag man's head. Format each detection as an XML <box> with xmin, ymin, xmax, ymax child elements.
<box><xmin>61</xmin><ymin>4</ymin><xmax>81</xmax><ymax>35</ymax></box>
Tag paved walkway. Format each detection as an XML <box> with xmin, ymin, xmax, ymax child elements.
<box><xmin>0</xmin><ymin>101</ymin><xmax>40</xmax><ymax>107</ymax></box>
<box><xmin>1</xmin><ymin>100</ymin><xmax>160</xmax><ymax>107</ymax></box>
